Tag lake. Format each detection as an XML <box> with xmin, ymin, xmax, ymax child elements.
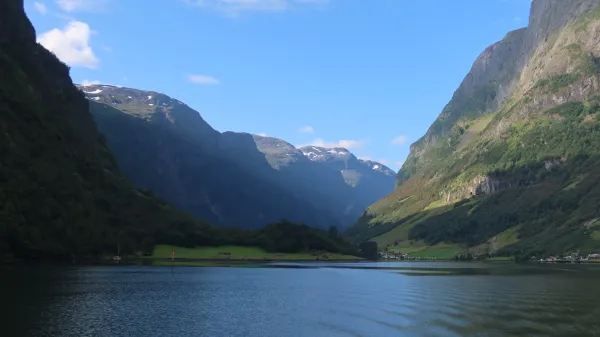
<box><xmin>2</xmin><ymin>262</ymin><xmax>600</xmax><ymax>336</ymax></box>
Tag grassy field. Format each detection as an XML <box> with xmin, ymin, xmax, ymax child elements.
<box><xmin>386</xmin><ymin>241</ymin><xmax>464</xmax><ymax>260</ymax></box>
<box><xmin>484</xmin><ymin>256</ymin><xmax>515</xmax><ymax>262</ymax></box>
<box><xmin>151</xmin><ymin>244</ymin><xmax>360</xmax><ymax>262</ymax></box>
<box><xmin>407</xmin><ymin>244</ymin><xmax>464</xmax><ymax>260</ymax></box>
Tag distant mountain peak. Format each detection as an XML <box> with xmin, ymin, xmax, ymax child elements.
<box><xmin>77</xmin><ymin>84</ymin><xmax>177</xmax><ymax>116</ymax></box>
<box><xmin>297</xmin><ymin>145</ymin><xmax>394</xmax><ymax>175</ymax></box>
<box><xmin>252</xmin><ymin>134</ymin><xmax>306</xmax><ymax>169</ymax></box>
<box><xmin>252</xmin><ymin>136</ymin><xmax>394</xmax><ymax>183</ymax></box>
<box><xmin>299</xmin><ymin>145</ymin><xmax>353</xmax><ymax>162</ymax></box>
<box><xmin>359</xmin><ymin>160</ymin><xmax>396</xmax><ymax>176</ymax></box>
<box><xmin>78</xmin><ymin>84</ymin><xmax>218</xmax><ymax>141</ymax></box>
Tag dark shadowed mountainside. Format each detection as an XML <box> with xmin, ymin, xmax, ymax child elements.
<box><xmin>0</xmin><ymin>0</ymin><xmax>220</xmax><ymax>259</ymax></box>
<box><xmin>85</xmin><ymin>85</ymin><xmax>395</xmax><ymax>229</ymax></box>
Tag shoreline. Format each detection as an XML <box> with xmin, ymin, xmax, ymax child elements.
<box><xmin>3</xmin><ymin>256</ymin><xmax>600</xmax><ymax>267</ymax></box>
<box><xmin>0</xmin><ymin>256</ymin><xmax>367</xmax><ymax>267</ymax></box>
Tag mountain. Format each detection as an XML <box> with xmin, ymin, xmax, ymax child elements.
<box><xmin>349</xmin><ymin>0</ymin><xmax>600</xmax><ymax>259</ymax></box>
<box><xmin>86</xmin><ymin>87</ymin><xmax>334</xmax><ymax>229</ymax></box>
<box><xmin>0</xmin><ymin>0</ymin><xmax>218</xmax><ymax>259</ymax></box>
<box><xmin>85</xmin><ymin>85</ymin><xmax>395</xmax><ymax>229</ymax></box>
<box><xmin>253</xmin><ymin>138</ymin><xmax>396</xmax><ymax>225</ymax></box>
<box><xmin>299</xmin><ymin>146</ymin><xmax>395</xmax><ymax>196</ymax></box>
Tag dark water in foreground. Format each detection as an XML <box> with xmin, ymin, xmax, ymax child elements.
<box><xmin>2</xmin><ymin>262</ymin><xmax>600</xmax><ymax>337</ymax></box>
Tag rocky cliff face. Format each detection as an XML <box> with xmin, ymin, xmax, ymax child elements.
<box><xmin>350</xmin><ymin>0</ymin><xmax>600</xmax><ymax>258</ymax></box>
<box><xmin>527</xmin><ymin>0</ymin><xmax>600</xmax><ymax>45</ymax></box>
<box><xmin>403</xmin><ymin>0</ymin><xmax>600</xmax><ymax>182</ymax></box>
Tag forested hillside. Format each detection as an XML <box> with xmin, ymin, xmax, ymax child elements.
<box><xmin>0</xmin><ymin>0</ymin><xmax>219</xmax><ymax>258</ymax></box>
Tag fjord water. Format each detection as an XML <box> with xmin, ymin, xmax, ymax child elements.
<box><xmin>3</xmin><ymin>263</ymin><xmax>600</xmax><ymax>337</ymax></box>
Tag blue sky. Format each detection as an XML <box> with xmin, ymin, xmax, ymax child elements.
<box><xmin>25</xmin><ymin>0</ymin><xmax>531</xmax><ymax>170</ymax></box>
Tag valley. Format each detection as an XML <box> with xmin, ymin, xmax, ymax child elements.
<box><xmin>3</xmin><ymin>0</ymin><xmax>600</xmax><ymax>336</ymax></box>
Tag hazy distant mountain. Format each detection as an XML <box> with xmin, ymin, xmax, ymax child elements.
<box><xmin>299</xmin><ymin>146</ymin><xmax>396</xmax><ymax>221</ymax></box>
<box><xmin>84</xmin><ymin>85</ymin><xmax>394</xmax><ymax>229</ymax></box>
<box><xmin>253</xmin><ymin>137</ymin><xmax>396</xmax><ymax>226</ymax></box>
<box><xmin>349</xmin><ymin>0</ymin><xmax>600</xmax><ymax>259</ymax></box>
<box><xmin>299</xmin><ymin>146</ymin><xmax>395</xmax><ymax>188</ymax></box>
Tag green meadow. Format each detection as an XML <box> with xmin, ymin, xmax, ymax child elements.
<box><xmin>150</xmin><ymin>244</ymin><xmax>361</xmax><ymax>262</ymax></box>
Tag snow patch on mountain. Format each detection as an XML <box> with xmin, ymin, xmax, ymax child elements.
<box><xmin>84</xmin><ymin>89</ymin><xmax>102</xmax><ymax>94</ymax></box>
<box><xmin>360</xmin><ymin>160</ymin><xmax>395</xmax><ymax>176</ymax></box>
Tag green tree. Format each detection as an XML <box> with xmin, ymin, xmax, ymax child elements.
<box><xmin>359</xmin><ymin>241</ymin><xmax>378</xmax><ymax>260</ymax></box>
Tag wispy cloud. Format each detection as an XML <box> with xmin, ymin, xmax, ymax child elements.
<box><xmin>185</xmin><ymin>0</ymin><xmax>329</xmax><ymax>15</ymax></box>
<box><xmin>187</xmin><ymin>74</ymin><xmax>221</xmax><ymax>85</ymax></box>
<box><xmin>80</xmin><ymin>79</ymin><xmax>101</xmax><ymax>86</ymax></box>
<box><xmin>56</xmin><ymin>0</ymin><xmax>109</xmax><ymax>12</ymax></box>
<box><xmin>304</xmin><ymin>138</ymin><xmax>364</xmax><ymax>150</ymax></box>
<box><xmin>256</xmin><ymin>132</ymin><xmax>269</xmax><ymax>137</ymax></box>
<box><xmin>38</xmin><ymin>21</ymin><xmax>99</xmax><ymax>69</ymax></box>
<box><xmin>391</xmin><ymin>135</ymin><xmax>408</xmax><ymax>146</ymax></box>
<box><xmin>298</xmin><ymin>125</ymin><xmax>315</xmax><ymax>134</ymax></box>
<box><xmin>34</xmin><ymin>2</ymin><xmax>48</xmax><ymax>14</ymax></box>
<box><xmin>360</xmin><ymin>156</ymin><xmax>390</xmax><ymax>165</ymax></box>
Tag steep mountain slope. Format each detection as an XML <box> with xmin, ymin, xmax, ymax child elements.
<box><xmin>0</xmin><ymin>0</ymin><xmax>216</xmax><ymax>258</ymax></box>
<box><xmin>87</xmin><ymin>91</ymin><xmax>335</xmax><ymax>229</ymax></box>
<box><xmin>85</xmin><ymin>85</ymin><xmax>394</xmax><ymax>229</ymax></box>
<box><xmin>350</xmin><ymin>0</ymin><xmax>600</xmax><ymax>259</ymax></box>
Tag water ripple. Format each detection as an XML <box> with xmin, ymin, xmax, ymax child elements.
<box><xmin>2</xmin><ymin>263</ymin><xmax>600</xmax><ymax>337</ymax></box>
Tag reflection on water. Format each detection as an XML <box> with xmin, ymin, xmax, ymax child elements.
<box><xmin>1</xmin><ymin>262</ymin><xmax>600</xmax><ymax>337</ymax></box>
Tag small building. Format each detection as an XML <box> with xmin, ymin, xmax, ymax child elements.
<box><xmin>587</xmin><ymin>253</ymin><xmax>600</xmax><ymax>260</ymax></box>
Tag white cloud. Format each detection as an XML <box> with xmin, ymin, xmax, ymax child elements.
<box><xmin>80</xmin><ymin>79</ymin><xmax>101</xmax><ymax>86</ymax></box>
<box><xmin>337</xmin><ymin>139</ymin><xmax>363</xmax><ymax>149</ymax></box>
<box><xmin>391</xmin><ymin>135</ymin><xmax>408</xmax><ymax>146</ymax></box>
<box><xmin>360</xmin><ymin>156</ymin><xmax>390</xmax><ymax>165</ymax></box>
<box><xmin>256</xmin><ymin>132</ymin><xmax>268</xmax><ymax>137</ymax></box>
<box><xmin>305</xmin><ymin>138</ymin><xmax>364</xmax><ymax>150</ymax></box>
<box><xmin>38</xmin><ymin>21</ymin><xmax>99</xmax><ymax>69</ymax></box>
<box><xmin>298</xmin><ymin>125</ymin><xmax>315</xmax><ymax>134</ymax></box>
<box><xmin>186</xmin><ymin>0</ymin><xmax>328</xmax><ymax>15</ymax></box>
<box><xmin>34</xmin><ymin>2</ymin><xmax>48</xmax><ymax>14</ymax></box>
<box><xmin>187</xmin><ymin>74</ymin><xmax>220</xmax><ymax>85</ymax></box>
<box><xmin>56</xmin><ymin>0</ymin><xmax>108</xmax><ymax>12</ymax></box>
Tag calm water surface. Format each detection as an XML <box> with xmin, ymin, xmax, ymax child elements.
<box><xmin>2</xmin><ymin>262</ymin><xmax>600</xmax><ymax>337</ymax></box>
